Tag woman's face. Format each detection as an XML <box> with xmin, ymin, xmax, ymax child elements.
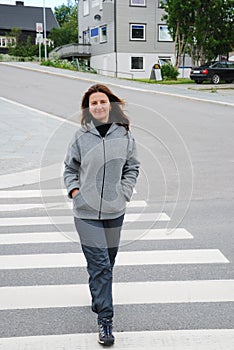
<box><xmin>89</xmin><ymin>92</ymin><xmax>111</xmax><ymax>123</ymax></box>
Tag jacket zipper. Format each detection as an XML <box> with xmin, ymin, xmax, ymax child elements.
<box><xmin>98</xmin><ymin>137</ymin><xmax>106</xmax><ymax>219</ymax></box>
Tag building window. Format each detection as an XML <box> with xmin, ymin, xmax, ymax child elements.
<box><xmin>0</xmin><ymin>36</ymin><xmax>16</xmax><ymax>47</ymax></box>
<box><xmin>158</xmin><ymin>24</ymin><xmax>173</xmax><ymax>42</ymax></box>
<box><xmin>130</xmin><ymin>0</ymin><xmax>146</xmax><ymax>6</ymax></box>
<box><xmin>83</xmin><ymin>0</ymin><xmax>90</xmax><ymax>16</ymax></box>
<box><xmin>158</xmin><ymin>57</ymin><xmax>172</xmax><ymax>66</ymax></box>
<box><xmin>158</xmin><ymin>0</ymin><xmax>167</xmax><ymax>7</ymax></box>
<box><xmin>100</xmin><ymin>25</ymin><xmax>107</xmax><ymax>43</ymax></box>
<box><xmin>131</xmin><ymin>56</ymin><xmax>144</xmax><ymax>70</ymax></box>
<box><xmin>130</xmin><ymin>24</ymin><xmax>146</xmax><ymax>40</ymax></box>
<box><xmin>83</xmin><ymin>30</ymin><xmax>90</xmax><ymax>44</ymax></box>
<box><xmin>1</xmin><ymin>37</ymin><xmax>6</xmax><ymax>47</ymax></box>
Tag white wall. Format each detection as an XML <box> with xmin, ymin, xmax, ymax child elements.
<box><xmin>91</xmin><ymin>52</ymin><xmax>177</xmax><ymax>79</ymax></box>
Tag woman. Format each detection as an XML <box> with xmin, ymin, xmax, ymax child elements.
<box><xmin>63</xmin><ymin>84</ymin><xmax>140</xmax><ymax>346</ymax></box>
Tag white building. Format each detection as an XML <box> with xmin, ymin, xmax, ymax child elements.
<box><xmin>78</xmin><ymin>0</ymin><xmax>176</xmax><ymax>79</ymax></box>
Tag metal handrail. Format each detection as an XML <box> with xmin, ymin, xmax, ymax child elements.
<box><xmin>49</xmin><ymin>43</ymin><xmax>91</xmax><ymax>59</ymax></box>
<box><xmin>96</xmin><ymin>68</ymin><xmax>134</xmax><ymax>79</ymax></box>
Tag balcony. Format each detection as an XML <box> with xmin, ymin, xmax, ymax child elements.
<box><xmin>49</xmin><ymin>43</ymin><xmax>91</xmax><ymax>60</ymax></box>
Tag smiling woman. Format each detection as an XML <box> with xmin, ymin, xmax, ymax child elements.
<box><xmin>89</xmin><ymin>92</ymin><xmax>111</xmax><ymax>123</ymax></box>
<box><xmin>63</xmin><ymin>83</ymin><xmax>140</xmax><ymax>347</ymax></box>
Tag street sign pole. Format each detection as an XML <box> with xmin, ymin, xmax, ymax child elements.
<box><xmin>43</xmin><ymin>0</ymin><xmax>47</xmax><ymax>61</ymax></box>
<box><xmin>36</xmin><ymin>23</ymin><xmax>43</xmax><ymax>63</ymax></box>
<box><xmin>39</xmin><ymin>41</ymin><xmax>41</xmax><ymax>62</ymax></box>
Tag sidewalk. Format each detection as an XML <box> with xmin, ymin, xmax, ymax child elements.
<box><xmin>0</xmin><ymin>96</ymin><xmax>75</xmax><ymax>184</ymax></box>
<box><xmin>1</xmin><ymin>61</ymin><xmax>234</xmax><ymax>106</ymax></box>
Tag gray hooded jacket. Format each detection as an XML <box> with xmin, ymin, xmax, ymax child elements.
<box><xmin>63</xmin><ymin>121</ymin><xmax>140</xmax><ymax>220</ymax></box>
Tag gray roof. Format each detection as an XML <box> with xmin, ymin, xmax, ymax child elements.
<box><xmin>0</xmin><ymin>4</ymin><xmax>59</xmax><ymax>31</ymax></box>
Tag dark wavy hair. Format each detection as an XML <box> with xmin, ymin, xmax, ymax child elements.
<box><xmin>81</xmin><ymin>84</ymin><xmax>129</xmax><ymax>131</ymax></box>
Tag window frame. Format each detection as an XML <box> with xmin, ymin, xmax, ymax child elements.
<box><xmin>130</xmin><ymin>0</ymin><xmax>146</xmax><ymax>7</ymax></box>
<box><xmin>130</xmin><ymin>56</ymin><xmax>145</xmax><ymax>71</ymax></box>
<box><xmin>99</xmin><ymin>24</ymin><xmax>107</xmax><ymax>43</ymax></box>
<box><xmin>83</xmin><ymin>0</ymin><xmax>90</xmax><ymax>16</ymax></box>
<box><xmin>83</xmin><ymin>29</ymin><xmax>90</xmax><ymax>44</ymax></box>
<box><xmin>158</xmin><ymin>24</ymin><xmax>173</xmax><ymax>42</ymax></box>
<box><xmin>130</xmin><ymin>23</ymin><xmax>146</xmax><ymax>41</ymax></box>
<box><xmin>158</xmin><ymin>0</ymin><xmax>167</xmax><ymax>8</ymax></box>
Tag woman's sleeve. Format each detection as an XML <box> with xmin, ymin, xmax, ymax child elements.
<box><xmin>121</xmin><ymin>136</ymin><xmax>140</xmax><ymax>201</ymax></box>
<box><xmin>63</xmin><ymin>138</ymin><xmax>81</xmax><ymax>198</ymax></box>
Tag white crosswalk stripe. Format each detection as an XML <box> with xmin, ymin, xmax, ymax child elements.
<box><xmin>0</xmin><ymin>187</ymin><xmax>232</xmax><ymax>349</ymax></box>
<box><xmin>0</xmin><ymin>329</ymin><xmax>233</xmax><ymax>350</ymax></box>
<box><xmin>0</xmin><ymin>250</ymin><xmax>229</xmax><ymax>269</ymax></box>
<box><xmin>0</xmin><ymin>280</ymin><xmax>234</xmax><ymax>310</ymax></box>
<box><xmin>0</xmin><ymin>200</ymin><xmax>147</xmax><ymax>211</ymax></box>
<box><xmin>0</xmin><ymin>228</ymin><xmax>193</xmax><ymax>244</ymax></box>
<box><xmin>0</xmin><ymin>212</ymin><xmax>170</xmax><ymax>226</ymax></box>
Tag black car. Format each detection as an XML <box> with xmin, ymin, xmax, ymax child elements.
<box><xmin>190</xmin><ymin>61</ymin><xmax>234</xmax><ymax>84</ymax></box>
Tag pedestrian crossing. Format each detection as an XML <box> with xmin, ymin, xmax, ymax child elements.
<box><xmin>0</xmin><ymin>186</ymin><xmax>233</xmax><ymax>349</ymax></box>
<box><xmin>1</xmin><ymin>329</ymin><xmax>234</xmax><ymax>350</ymax></box>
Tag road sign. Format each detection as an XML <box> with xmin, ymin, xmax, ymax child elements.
<box><xmin>36</xmin><ymin>23</ymin><xmax>43</xmax><ymax>33</ymax></box>
<box><xmin>36</xmin><ymin>33</ymin><xmax>43</xmax><ymax>44</ymax></box>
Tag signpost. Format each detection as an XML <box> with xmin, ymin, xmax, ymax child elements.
<box><xmin>36</xmin><ymin>23</ymin><xmax>43</xmax><ymax>62</ymax></box>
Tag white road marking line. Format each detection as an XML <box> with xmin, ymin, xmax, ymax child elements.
<box><xmin>0</xmin><ymin>280</ymin><xmax>233</xmax><ymax>310</ymax></box>
<box><xmin>0</xmin><ymin>212</ymin><xmax>170</xmax><ymax>226</ymax></box>
<box><xmin>0</xmin><ymin>200</ymin><xmax>146</xmax><ymax>211</ymax></box>
<box><xmin>122</xmin><ymin>228</ymin><xmax>193</xmax><ymax>240</ymax></box>
<box><xmin>0</xmin><ymin>163</ymin><xmax>64</xmax><ymax>189</ymax></box>
<box><xmin>0</xmin><ymin>249</ymin><xmax>229</xmax><ymax>270</ymax></box>
<box><xmin>0</xmin><ymin>96</ymin><xmax>78</xmax><ymax>126</ymax></box>
<box><xmin>0</xmin><ymin>228</ymin><xmax>193</xmax><ymax>245</ymax></box>
<box><xmin>125</xmin><ymin>212</ymin><xmax>170</xmax><ymax>222</ymax></box>
<box><xmin>0</xmin><ymin>232</ymin><xmax>76</xmax><ymax>244</ymax></box>
<box><xmin>0</xmin><ymin>189</ymin><xmax>67</xmax><ymax>198</ymax></box>
<box><xmin>0</xmin><ymin>329</ymin><xmax>233</xmax><ymax>350</ymax></box>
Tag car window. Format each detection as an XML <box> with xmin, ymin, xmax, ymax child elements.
<box><xmin>214</xmin><ymin>62</ymin><xmax>226</xmax><ymax>68</ymax></box>
<box><xmin>227</xmin><ymin>62</ymin><xmax>234</xmax><ymax>68</ymax></box>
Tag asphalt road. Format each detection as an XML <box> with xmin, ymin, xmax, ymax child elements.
<box><xmin>0</xmin><ymin>63</ymin><xmax>233</xmax><ymax>349</ymax></box>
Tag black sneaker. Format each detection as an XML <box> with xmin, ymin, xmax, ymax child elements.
<box><xmin>98</xmin><ymin>318</ymin><xmax>115</xmax><ymax>346</ymax></box>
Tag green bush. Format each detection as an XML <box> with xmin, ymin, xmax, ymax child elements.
<box><xmin>161</xmin><ymin>64</ymin><xmax>179</xmax><ymax>80</ymax></box>
<box><xmin>41</xmin><ymin>59</ymin><xmax>77</xmax><ymax>71</ymax></box>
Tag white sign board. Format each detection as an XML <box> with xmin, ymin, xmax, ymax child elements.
<box><xmin>36</xmin><ymin>23</ymin><xmax>43</xmax><ymax>33</ymax></box>
<box><xmin>36</xmin><ymin>33</ymin><xmax>43</xmax><ymax>44</ymax></box>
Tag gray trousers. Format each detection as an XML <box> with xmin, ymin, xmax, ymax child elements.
<box><xmin>74</xmin><ymin>214</ymin><xmax>124</xmax><ymax>320</ymax></box>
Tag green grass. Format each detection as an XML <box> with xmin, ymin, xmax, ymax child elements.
<box><xmin>125</xmin><ymin>78</ymin><xmax>193</xmax><ymax>84</ymax></box>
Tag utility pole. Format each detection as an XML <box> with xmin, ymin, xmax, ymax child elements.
<box><xmin>43</xmin><ymin>0</ymin><xmax>47</xmax><ymax>60</ymax></box>
<box><xmin>114</xmin><ymin>0</ymin><xmax>117</xmax><ymax>77</ymax></box>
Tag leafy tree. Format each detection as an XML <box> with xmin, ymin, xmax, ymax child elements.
<box><xmin>50</xmin><ymin>1</ymin><xmax>78</xmax><ymax>47</ymax></box>
<box><xmin>190</xmin><ymin>0</ymin><xmax>234</xmax><ymax>64</ymax></box>
<box><xmin>162</xmin><ymin>0</ymin><xmax>197</xmax><ymax>68</ymax></box>
<box><xmin>162</xmin><ymin>0</ymin><xmax>234</xmax><ymax>67</ymax></box>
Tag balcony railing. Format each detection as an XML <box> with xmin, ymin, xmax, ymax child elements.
<box><xmin>49</xmin><ymin>43</ymin><xmax>91</xmax><ymax>59</ymax></box>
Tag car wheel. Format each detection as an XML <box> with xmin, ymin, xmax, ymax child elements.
<box><xmin>195</xmin><ymin>80</ymin><xmax>203</xmax><ymax>84</ymax></box>
<box><xmin>211</xmin><ymin>74</ymin><xmax>220</xmax><ymax>84</ymax></box>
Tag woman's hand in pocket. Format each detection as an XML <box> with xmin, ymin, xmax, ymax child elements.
<box><xmin>71</xmin><ymin>189</ymin><xmax>79</xmax><ymax>198</ymax></box>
